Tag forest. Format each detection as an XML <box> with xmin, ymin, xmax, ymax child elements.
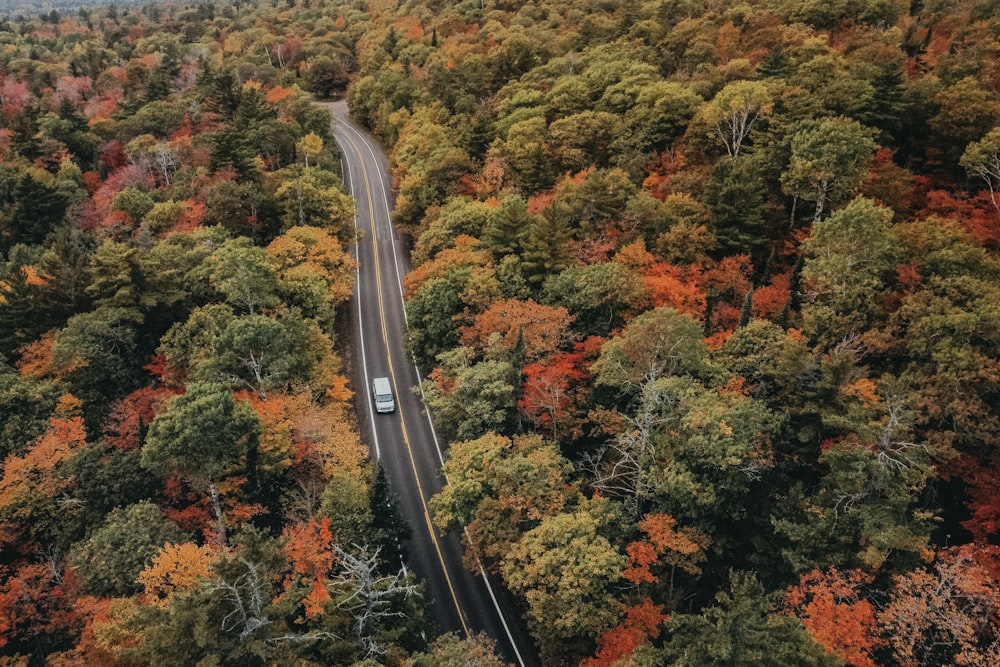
<box><xmin>0</xmin><ymin>0</ymin><xmax>999</xmax><ymax>665</ymax></box>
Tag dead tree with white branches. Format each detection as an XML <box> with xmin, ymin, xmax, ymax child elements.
<box><xmin>329</xmin><ymin>544</ymin><xmax>421</xmax><ymax>659</ymax></box>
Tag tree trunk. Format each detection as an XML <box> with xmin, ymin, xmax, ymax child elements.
<box><xmin>209</xmin><ymin>481</ymin><xmax>227</xmax><ymax>547</ymax></box>
<box><xmin>812</xmin><ymin>180</ymin><xmax>829</xmax><ymax>223</ymax></box>
<box><xmin>296</xmin><ymin>177</ymin><xmax>305</xmax><ymax>226</ymax></box>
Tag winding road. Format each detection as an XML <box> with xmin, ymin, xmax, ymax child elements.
<box><xmin>326</xmin><ymin>100</ymin><xmax>535</xmax><ymax>666</ymax></box>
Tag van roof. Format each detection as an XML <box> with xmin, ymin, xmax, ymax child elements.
<box><xmin>373</xmin><ymin>376</ymin><xmax>391</xmax><ymax>390</ymax></box>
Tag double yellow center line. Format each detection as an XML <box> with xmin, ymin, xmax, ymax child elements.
<box><xmin>337</xmin><ymin>126</ymin><xmax>470</xmax><ymax>636</ymax></box>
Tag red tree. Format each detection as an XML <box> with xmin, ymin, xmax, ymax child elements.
<box><xmin>519</xmin><ymin>347</ymin><xmax>590</xmax><ymax>441</ymax></box>
<box><xmin>102</xmin><ymin>386</ymin><xmax>179</xmax><ymax>451</ymax></box>
<box><xmin>282</xmin><ymin>517</ymin><xmax>336</xmax><ymax>619</ymax></box>
<box><xmin>784</xmin><ymin>568</ymin><xmax>882</xmax><ymax>667</ymax></box>
<box><xmin>582</xmin><ymin>598</ymin><xmax>668</xmax><ymax>667</ymax></box>
<box><xmin>0</xmin><ymin>563</ymin><xmax>82</xmax><ymax>653</ymax></box>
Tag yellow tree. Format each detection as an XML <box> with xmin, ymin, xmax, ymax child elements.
<box><xmin>296</xmin><ymin>132</ymin><xmax>323</xmax><ymax>167</ymax></box>
<box><xmin>500</xmin><ymin>498</ymin><xmax>626</xmax><ymax>664</ymax></box>
<box><xmin>137</xmin><ymin>542</ymin><xmax>216</xmax><ymax>608</ymax></box>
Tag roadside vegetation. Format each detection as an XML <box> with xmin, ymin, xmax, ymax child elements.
<box><xmin>1</xmin><ymin>1</ymin><xmax>999</xmax><ymax>666</ymax></box>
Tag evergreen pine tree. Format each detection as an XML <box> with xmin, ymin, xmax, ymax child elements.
<box><xmin>369</xmin><ymin>463</ymin><xmax>411</xmax><ymax>572</ymax></box>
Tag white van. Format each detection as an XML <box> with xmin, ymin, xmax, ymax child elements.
<box><xmin>372</xmin><ymin>376</ymin><xmax>395</xmax><ymax>413</ymax></box>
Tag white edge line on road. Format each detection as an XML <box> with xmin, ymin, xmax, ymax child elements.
<box><xmin>340</xmin><ymin>123</ymin><xmax>408</xmax><ymax>315</ymax></box>
<box><xmin>477</xmin><ymin>556</ymin><xmax>526</xmax><ymax>667</ymax></box>
<box><xmin>336</xmin><ymin>123</ymin><xmax>380</xmax><ymax>461</ymax></box>
<box><xmin>345</xmin><ymin>124</ymin><xmax>449</xmax><ymax>467</ymax></box>
<box><xmin>342</xmin><ymin>119</ymin><xmax>527</xmax><ymax>667</ymax></box>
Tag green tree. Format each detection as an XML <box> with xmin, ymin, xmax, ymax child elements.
<box><xmin>273</xmin><ymin>166</ymin><xmax>356</xmax><ymax>244</ymax></box>
<box><xmin>482</xmin><ymin>196</ymin><xmax>531</xmax><ymax>261</ymax></box>
<box><xmin>405</xmin><ymin>632</ymin><xmax>509</xmax><ymax>667</ymax></box>
<box><xmin>405</xmin><ymin>274</ymin><xmax>465</xmax><ymax>370</ymax></box>
<box><xmin>701</xmin><ymin>154</ymin><xmax>769</xmax><ymax>258</ymax></box>
<box><xmin>659</xmin><ymin>571</ymin><xmax>842</xmax><ymax>666</ymax></box>
<box><xmin>520</xmin><ymin>202</ymin><xmax>574</xmax><ymax>287</ymax></box>
<box><xmin>0</xmin><ymin>259</ymin><xmax>44</xmax><ymax>358</ymax></box>
<box><xmin>111</xmin><ymin>186</ymin><xmax>155</xmax><ymax>224</ymax></box>
<box><xmin>592</xmin><ymin>307</ymin><xmax>712</xmax><ymax>392</ymax></box>
<box><xmin>493</xmin><ymin>116</ymin><xmax>555</xmax><ymax>193</ymax></box>
<box><xmin>141</xmin><ymin>382</ymin><xmax>261</xmax><ymax>545</ymax></box>
<box><xmin>248</xmin><ymin>119</ymin><xmax>299</xmax><ymax>170</ymax></box>
<box><xmin>546</xmin><ymin>111</ymin><xmax>622</xmax><ymax>172</ymax></box>
<box><xmin>392</xmin><ymin>109</ymin><xmax>475</xmax><ymax>231</ymax></box>
<box><xmin>781</xmin><ymin>117</ymin><xmax>878</xmax><ymax>223</ymax></box>
<box><xmin>51</xmin><ymin>307</ymin><xmax>142</xmax><ymax>421</ymax></box>
<box><xmin>800</xmin><ymin>197</ymin><xmax>899</xmax><ymax>346</ymax></box>
<box><xmin>202</xmin><ymin>178</ymin><xmax>280</xmax><ymax>242</ymax></box>
<box><xmin>555</xmin><ymin>167</ymin><xmax>637</xmax><ymax>231</ymax></box>
<box><xmin>158</xmin><ymin>304</ymin><xmax>236</xmax><ymax>384</ymax></box>
<box><xmin>0</xmin><ymin>364</ymin><xmax>61</xmax><ymax>459</ymax></box>
<box><xmin>716</xmin><ymin>321</ymin><xmax>812</xmax><ymax>399</ymax></box>
<box><xmin>33</xmin><ymin>226</ymin><xmax>94</xmax><ymax>327</ymax></box>
<box><xmin>86</xmin><ymin>239</ymin><xmax>150</xmax><ymax>318</ymax></box>
<box><xmin>71</xmin><ymin>501</ymin><xmax>188</xmax><ymax>597</ymax></box>
<box><xmin>432</xmin><ymin>432</ymin><xmax>579</xmax><ymax>566</ymax></box>
<box><xmin>542</xmin><ymin>262</ymin><xmax>646</xmax><ymax>338</ymax></box>
<box><xmin>206</xmin><ymin>238</ymin><xmax>280</xmax><ymax>315</ymax></box>
<box><xmin>420</xmin><ymin>350</ymin><xmax>518</xmax><ymax>442</ymax></box>
<box><xmin>66</xmin><ymin>443</ymin><xmax>160</xmax><ymax>539</ymax></box>
<box><xmin>930</xmin><ymin>76</ymin><xmax>1000</xmax><ymax>162</ymax></box>
<box><xmin>123</xmin><ymin>529</ymin><xmax>287</xmax><ymax>665</ymax></box>
<box><xmin>774</xmin><ymin>419</ymin><xmax>935</xmax><ymax>573</ymax></box>
<box><xmin>141</xmin><ymin>227</ymin><xmax>231</xmax><ymax>316</ymax></box>
<box><xmin>414</xmin><ymin>198</ymin><xmax>497</xmax><ymax>265</ymax></box>
<box><xmin>314</xmin><ymin>469</ymin><xmax>371</xmax><ymax>547</ymax></box>
<box><xmin>0</xmin><ymin>170</ymin><xmax>69</xmax><ymax>253</ymax></box>
<box><xmin>366</xmin><ymin>463</ymin><xmax>410</xmax><ymax>571</ymax></box>
<box><xmin>8</xmin><ymin>107</ymin><xmax>41</xmax><ymax>161</ymax></box>
<box><xmin>886</xmin><ymin>217</ymin><xmax>1000</xmax><ymax>458</ymax></box>
<box><xmin>645</xmin><ymin>378</ymin><xmax>781</xmax><ymax>555</ymax></box>
<box><xmin>621</xmin><ymin>80</ymin><xmax>703</xmax><ymax>157</ymax></box>
<box><xmin>403</xmin><ymin>633</ymin><xmax>509</xmax><ymax>667</ymax></box>
<box><xmin>303</xmin><ymin>55</ymin><xmax>348</xmax><ymax>98</ymax></box>
<box><xmin>205</xmin><ymin>314</ymin><xmax>295</xmax><ymax>400</ymax></box>
<box><xmin>210</xmin><ymin>124</ymin><xmax>257</xmax><ymax>179</ymax></box>
<box><xmin>692</xmin><ymin>80</ymin><xmax>773</xmax><ymax>158</ymax></box>
<box><xmin>118</xmin><ymin>100</ymin><xmax>185</xmax><ymax>140</ymax></box>
<box><xmin>960</xmin><ymin>126</ymin><xmax>1000</xmax><ymax>209</ymax></box>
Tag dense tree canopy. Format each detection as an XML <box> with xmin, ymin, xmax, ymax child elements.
<box><xmin>362</xmin><ymin>0</ymin><xmax>1000</xmax><ymax>664</ymax></box>
<box><xmin>3</xmin><ymin>0</ymin><xmax>1000</xmax><ymax>664</ymax></box>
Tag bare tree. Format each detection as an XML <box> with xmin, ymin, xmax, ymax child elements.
<box><xmin>872</xmin><ymin>395</ymin><xmax>928</xmax><ymax>473</ymax></box>
<box><xmin>581</xmin><ymin>378</ymin><xmax>679</xmax><ymax>515</ymax></box>
<box><xmin>150</xmin><ymin>143</ymin><xmax>178</xmax><ymax>185</ymax></box>
<box><xmin>206</xmin><ymin>558</ymin><xmax>273</xmax><ymax>640</ymax></box>
<box><xmin>329</xmin><ymin>544</ymin><xmax>421</xmax><ymax>659</ymax></box>
<box><xmin>207</xmin><ymin>558</ymin><xmax>338</xmax><ymax>646</ymax></box>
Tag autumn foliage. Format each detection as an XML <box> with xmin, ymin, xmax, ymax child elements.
<box><xmin>784</xmin><ymin>568</ymin><xmax>882</xmax><ymax>667</ymax></box>
<box><xmin>582</xmin><ymin>599</ymin><xmax>669</xmax><ymax>667</ymax></box>
<box><xmin>5</xmin><ymin>0</ymin><xmax>1000</xmax><ymax>664</ymax></box>
<box><xmin>137</xmin><ymin>542</ymin><xmax>215</xmax><ymax>608</ymax></box>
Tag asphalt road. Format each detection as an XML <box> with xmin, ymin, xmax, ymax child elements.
<box><xmin>326</xmin><ymin>100</ymin><xmax>535</xmax><ymax>666</ymax></box>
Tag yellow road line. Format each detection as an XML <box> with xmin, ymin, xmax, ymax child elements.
<box><xmin>340</xmin><ymin>129</ymin><xmax>470</xmax><ymax>635</ymax></box>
